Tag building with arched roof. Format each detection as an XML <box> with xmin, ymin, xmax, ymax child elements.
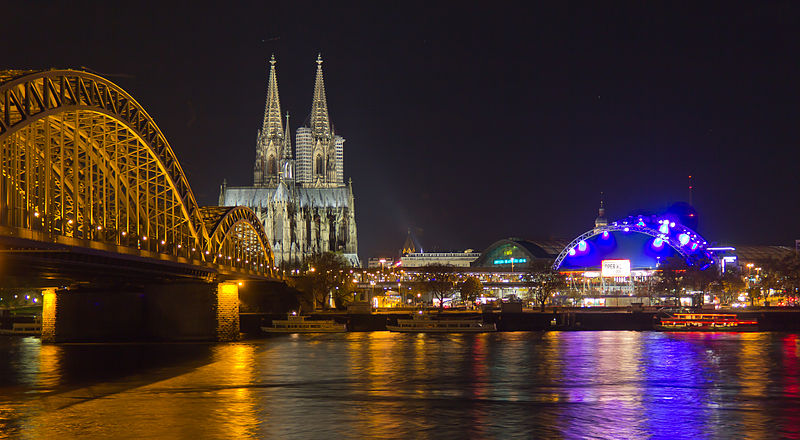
<box><xmin>471</xmin><ymin>238</ymin><xmax>566</xmax><ymax>269</ymax></box>
<box><xmin>552</xmin><ymin>204</ymin><xmax>718</xmax><ymax>306</ymax></box>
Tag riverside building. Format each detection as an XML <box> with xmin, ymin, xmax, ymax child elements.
<box><xmin>219</xmin><ymin>55</ymin><xmax>359</xmax><ymax>267</ymax></box>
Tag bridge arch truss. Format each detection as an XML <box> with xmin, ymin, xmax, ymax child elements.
<box><xmin>0</xmin><ymin>69</ymin><xmax>274</xmax><ymax>277</ymax></box>
<box><xmin>553</xmin><ymin>219</ymin><xmax>713</xmax><ymax>271</ymax></box>
<box><xmin>201</xmin><ymin>206</ymin><xmax>274</xmax><ymax>273</ymax></box>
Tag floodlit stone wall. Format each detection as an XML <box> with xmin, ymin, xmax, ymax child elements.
<box><xmin>215</xmin><ymin>282</ymin><xmax>240</xmax><ymax>342</ymax></box>
<box><xmin>40</xmin><ymin>289</ymin><xmax>57</xmax><ymax>343</ymax></box>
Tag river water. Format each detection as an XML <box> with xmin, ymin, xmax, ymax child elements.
<box><xmin>1</xmin><ymin>331</ymin><xmax>798</xmax><ymax>439</ymax></box>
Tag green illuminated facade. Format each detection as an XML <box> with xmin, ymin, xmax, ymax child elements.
<box><xmin>471</xmin><ymin>238</ymin><xmax>563</xmax><ymax>269</ymax></box>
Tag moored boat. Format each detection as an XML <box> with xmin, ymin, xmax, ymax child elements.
<box><xmin>387</xmin><ymin>312</ymin><xmax>496</xmax><ymax>333</ymax></box>
<box><xmin>261</xmin><ymin>313</ymin><xmax>347</xmax><ymax>333</ymax></box>
<box><xmin>655</xmin><ymin>313</ymin><xmax>758</xmax><ymax>331</ymax></box>
<box><xmin>0</xmin><ymin>322</ymin><xmax>41</xmax><ymax>336</ymax></box>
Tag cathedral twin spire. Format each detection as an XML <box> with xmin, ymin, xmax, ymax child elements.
<box><xmin>260</xmin><ymin>53</ymin><xmax>332</xmax><ymax>144</ymax></box>
<box><xmin>261</xmin><ymin>54</ymin><xmax>283</xmax><ymax>138</ymax></box>
<box><xmin>255</xmin><ymin>53</ymin><xmax>343</xmax><ymax>188</ymax></box>
<box><xmin>254</xmin><ymin>54</ymin><xmax>286</xmax><ymax>186</ymax></box>
<box><xmin>231</xmin><ymin>54</ymin><xmax>358</xmax><ymax>266</ymax></box>
<box><xmin>310</xmin><ymin>54</ymin><xmax>331</xmax><ymax>139</ymax></box>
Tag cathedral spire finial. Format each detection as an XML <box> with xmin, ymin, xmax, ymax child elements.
<box><xmin>309</xmin><ymin>54</ymin><xmax>330</xmax><ymax>138</ymax></box>
<box><xmin>261</xmin><ymin>54</ymin><xmax>283</xmax><ymax>137</ymax></box>
<box><xmin>283</xmin><ymin>112</ymin><xmax>292</xmax><ymax>159</ymax></box>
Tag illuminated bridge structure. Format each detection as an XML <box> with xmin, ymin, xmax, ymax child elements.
<box><xmin>553</xmin><ymin>214</ymin><xmax>715</xmax><ymax>271</ymax></box>
<box><xmin>0</xmin><ymin>69</ymin><xmax>278</xmax><ymax>342</ymax></box>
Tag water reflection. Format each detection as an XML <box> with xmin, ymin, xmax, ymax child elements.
<box><xmin>780</xmin><ymin>334</ymin><xmax>800</xmax><ymax>438</ymax></box>
<box><xmin>558</xmin><ymin>332</ymin><xmax>646</xmax><ymax>438</ymax></box>
<box><xmin>642</xmin><ymin>333</ymin><xmax>713</xmax><ymax>438</ymax></box>
<box><xmin>1</xmin><ymin>331</ymin><xmax>799</xmax><ymax>438</ymax></box>
<box><xmin>738</xmin><ymin>333</ymin><xmax>769</xmax><ymax>438</ymax></box>
<box><xmin>37</xmin><ymin>344</ymin><xmax>62</xmax><ymax>390</ymax></box>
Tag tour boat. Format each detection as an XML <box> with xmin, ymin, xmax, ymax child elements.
<box><xmin>0</xmin><ymin>322</ymin><xmax>41</xmax><ymax>336</ymax></box>
<box><xmin>655</xmin><ymin>313</ymin><xmax>758</xmax><ymax>332</ymax></box>
<box><xmin>387</xmin><ymin>312</ymin><xmax>497</xmax><ymax>333</ymax></box>
<box><xmin>261</xmin><ymin>313</ymin><xmax>347</xmax><ymax>333</ymax></box>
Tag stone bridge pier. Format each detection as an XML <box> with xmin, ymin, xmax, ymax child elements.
<box><xmin>41</xmin><ymin>282</ymin><xmax>240</xmax><ymax>343</ymax></box>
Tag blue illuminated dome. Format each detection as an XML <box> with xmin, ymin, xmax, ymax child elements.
<box><xmin>554</xmin><ymin>213</ymin><xmax>713</xmax><ymax>271</ymax></box>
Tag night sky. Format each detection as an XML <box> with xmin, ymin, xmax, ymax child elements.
<box><xmin>3</xmin><ymin>2</ymin><xmax>798</xmax><ymax>259</ymax></box>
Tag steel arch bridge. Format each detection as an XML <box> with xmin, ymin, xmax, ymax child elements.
<box><xmin>0</xmin><ymin>69</ymin><xmax>274</xmax><ymax>278</ymax></box>
<box><xmin>553</xmin><ymin>215</ymin><xmax>714</xmax><ymax>271</ymax></box>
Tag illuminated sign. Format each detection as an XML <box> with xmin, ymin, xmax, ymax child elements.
<box><xmin>601</xmin><ymin>259</ymin><xmax>631</xmax><ymax>277</ymax></box>
<box><xmin>493</xmin><ymin>258</ymin><xmax>527</xmax><ymax>265</ymax></box>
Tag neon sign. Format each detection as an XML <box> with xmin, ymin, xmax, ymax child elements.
<box><xmin>493</xmin><ymin>258</ymin><xmax>527</xmax><ymax>265</ymax></box>
<box><xmin>601</xmin><ymin>259</ymin><xmax>631</xmax><ymax>277</ymax></box>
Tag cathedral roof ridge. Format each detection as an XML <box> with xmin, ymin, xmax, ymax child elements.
<box><xmin>223</xmin><ymin>185</ymin><xmax>350</xmax><ymax>208</ymax></box>
<box><xmin>272</xmin><ymin>180</ymin><xmax>291</xmax><ymax>203</ymax></box>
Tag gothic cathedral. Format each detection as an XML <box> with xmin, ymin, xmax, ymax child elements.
<box><xmin>219</xmin><ymin>55</ymin><xmax>359</xmax><ymax>267</ymax></box>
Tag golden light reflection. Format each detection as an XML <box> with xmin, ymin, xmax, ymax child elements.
<box><xmin>11</xmin><ymin>330</ymin><xmax>800</xmax><ymax>438</ymax></box>
<box><xmin>138</xmin><ymin>342</ymin><xmax>260</xmax><ymax>438</ymax></box>
<box><xmin>207</xmin><ymin>343</ymin><xmax>259</xmax><ymax>438</ymax></box>
<box><xmin>540</xmin><ymin>332</ymin><xmax>562</xmax><ymax>404</ymax></box>
<box><xmin>36</xmin><ymin>344</ymin><xmax>62</xmax><ymax>391</ymax></box>
<box><xmin>737</xmin><ymin>333</ymin><xmax>769</xmax><ymax>439</ymax></box>
<box><xmin>26</xmin><ymin>342</ymin><xmax>260</xmax><ymax>439</ymax></box>
<box><xmin>345</xmin><ymin>332</ymin><xmax>420</xmax><ymax>438</ymax></box>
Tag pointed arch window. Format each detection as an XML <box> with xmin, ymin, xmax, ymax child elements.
<box><xmin>315</xmin><ymin>155</ymin><xmax>324</xmax><ymax>177</ymax></box>
<box><xmin>267</xmin><ymin>156</ymin><xmax>277</xmax><ymax>176</ymax></box>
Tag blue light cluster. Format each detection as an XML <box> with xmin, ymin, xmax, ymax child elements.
<box><xmin>609</xmin><ymin>215</ymin><xmax>712</xmax><ymax>267</ymax></box>
<box><xmin>558</xmin><ymin>212</ymin><xmax>714</xmax><ymax>270</ymax></box>
<box><xmin>652</xmin><ymin>237</ymin><xmax>664</xmax><ymax>249</ymax></box>
<box><xmin>569</xmin><ymin>240</ymin><xmax>591</xmax><ymax>257</ymax></box>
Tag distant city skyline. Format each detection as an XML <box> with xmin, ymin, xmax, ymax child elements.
<box><xmin>2</xmin><ymin>2</ymin><xmax>797</xmax><ymax>259</ymax></box>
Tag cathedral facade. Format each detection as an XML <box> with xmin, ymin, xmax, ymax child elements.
<box><xmin>219</xmin><ymin>55</ymin><xmax>359</xmax><ymax>267</ymax></box>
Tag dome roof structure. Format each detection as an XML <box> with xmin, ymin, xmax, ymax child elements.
<box><xmin>555</xmin><ymin>213</ymin><xmax>714</xmax><ymax>271</ymax></box>
<box><xmin>472</xmin><ymin>238</ymin><xmax>567</xmax><ymax>269</ymax></box>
